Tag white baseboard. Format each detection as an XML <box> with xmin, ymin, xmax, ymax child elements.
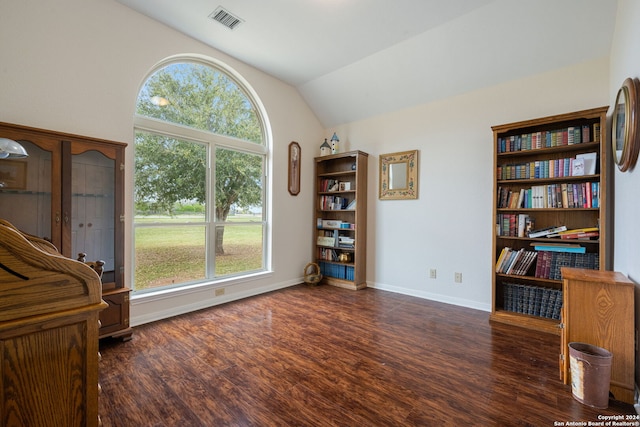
<box><xmin>130</xmin><ymin>277</ymin><xmax>299</xmax><ymax>327</ymax></box>
<box><xmin>367</xmin><ymin>281</ymin><xmax>491</xmax><ymax>312</ymax></box>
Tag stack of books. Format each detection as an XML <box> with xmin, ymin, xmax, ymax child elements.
<box><xmin>528</xmin><ymin>225</ymin><xmax>567</xmax><ymax>238</ymax></box>
<box><xmin>547</xmin><ymin>227</ymin><xmax>599</xmax><ymax>240</ymax></box>
<box><xmin>338</xmin><ymin>236</ymin><xmax>354</xmax><ymax>248</ymax></box>
<box><xmin>527</xmin><ymin>225</ymin><xmax>600</xmax><ymax>240</ymax></box>
<box><xmin>530</xmin><ymin>242</ymin><xmax>585</xmax><ymax>253</ymax></box>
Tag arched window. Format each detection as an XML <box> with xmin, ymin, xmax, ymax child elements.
<box><xmin>133</xmin><ymin>59</ymin><xmax>269</xmax><ymax>293</ymax></box>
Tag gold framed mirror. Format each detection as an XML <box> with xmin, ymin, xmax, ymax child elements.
<box><xmin>611</xmin><ymin>77</ymin><xmax>640</xmax><ymax>172</ymax></box>
<box><xmin>379</xmin><ymin>150</ymin><xmax>418</xmax><ymax>200</ymax></box>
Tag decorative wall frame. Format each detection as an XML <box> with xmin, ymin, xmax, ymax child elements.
<box><xmin>288</xmin><ymin>141</ymin><xmax>301</xmax><ymax>195</ymax></box>
<box><xmin>0</xmin><ymin>160</ymin><xmax>27</xmax><ymax>190</ymax></box>
<box><xmin>611</xmin><ymin>77</ymin><xmax>640</xmax><ymax>172</ymax></box>
<box><xmin>379</xmin><ymin>150</ymin><xmax>418</xmax><ymax>200</ymax></box>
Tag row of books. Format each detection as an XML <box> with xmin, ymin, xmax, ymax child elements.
<box><xmin>317</xmin><ymin>230</ymin><xmax>353</xmax><ymax>246</ymax></box>
<box><xmin>320</xmin><ymin>195</ymin><xmax>356</xmax><ymax>210</ymax></box>
<box><xmin>497</xmin><ymin>123</ymin><xmax>599</xmax><ymax>153</ymax></box>
<box><xmin>497</xmin><ymin>215</ymin><xmax>600</xmax><ymax>240</ymax></box>
<box><xmin>497</xmin><ymin>182</ymin><xmax>600</xmax><ymax>209</ymax></box>
<box><xmin>497</xmin><ymin>152</ymin><xmax>597</xmax><ymax>180</ymax></box>
<box><xmin>317</xmin><ymin>230</ymin><xmax>356</xmax><ymax>248</ymax></box>
<box><xmin>319</xmin><ymin>261</ymin><xmax>355</xmax><ymax>281</ymax></box>
<box><xmin>496</xmin><ymin>213</ymin><xmax>534</xmax><ymax>237</ymax></box>
<box><xmin>318</xmin><ymin>248</ymin><xmax>340</xmax><ymax>261</ymax></box>
<box><xmin>319</xmin><ymin>178</ymin><xmax>352</xmax><ymax>192</ymax></box>
<box><xmin>497</xmin><ymin>248</ymin><xmax>599</xmax><ymax>280</ymax></box>
<box><xmin>502</xmin><ymin>283</ymin><xmax>562</xmax><ymax>320</ymax></box>
<box><xmin>535</xmin><ymin>251</ymin><xmax>599</xmax><ymax>280</ymax></box>
<box><xmin>495</xmin><ymin>248</ymin><xmax>537</xmax><ymax>276</ymax></box>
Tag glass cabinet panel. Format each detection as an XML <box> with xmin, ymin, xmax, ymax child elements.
<box><xmin>71</xmin><ymin>150</ymin><xmax>116</xmax><ymax>277</ymax></box>
<box><xmin>0</xmin><ymin>140</ymin><xmax>53</xmax><ymax>241</ymax></box>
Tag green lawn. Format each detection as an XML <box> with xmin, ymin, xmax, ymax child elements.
<box><xmin>134</xmin><ymin>215</ymin><xmax>263</xmax><ymax>290</ymax></box>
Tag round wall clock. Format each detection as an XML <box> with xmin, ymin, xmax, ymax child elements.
<box><xmin>611</xmin><ymin>77</ymin><xmax>640</xmax><ymax>172</ymax></box>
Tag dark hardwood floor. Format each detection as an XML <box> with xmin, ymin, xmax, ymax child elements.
<box><xmin>99</xmin><ymin>285</ymin><xmax>635</xmax><ymax>426</ymax></box>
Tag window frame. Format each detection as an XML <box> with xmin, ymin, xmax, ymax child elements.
<box><xmin>132</xmin><ymin>57</ymin><xmax>272</xmax><ymax>295</ymax></box>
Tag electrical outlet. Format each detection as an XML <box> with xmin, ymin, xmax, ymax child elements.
<box><xmin>215</xmin><ymin>288</ymin><xmax>225</xmax><ymax>296</ymax></box>
<box><xmin>429</xmin><ymin>269</ymin><xmax>437</xmax><ymax>279</ymax></box>
<box><xmin>454</xmin><ymin>272</ymin><xmax>462</xmax><ymax>283</ymax></box>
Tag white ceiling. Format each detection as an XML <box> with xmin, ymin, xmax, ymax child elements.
<box><xmin>116</xmin><ymin>0</ymin><xmax>618</xmax><ymax>128</ymax></box>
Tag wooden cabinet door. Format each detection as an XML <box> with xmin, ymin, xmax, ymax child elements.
<box><xmin>71</xmin><ymin>150</ymin><xmax>116</xmax><ymax>273</ymax></box>
<box><xmin>0</xmin><ymin>129</ymin><xmax>63</xmax><ymax>248</ymax></box>
<box><xmin>0</xmin><ymin>319</ymin><xmax>99</xmax><ymax>427</ymax></box>
<box><xmin>69</xmin><ymin>139</ymin><xmax>125</xmax><ymax>291</ymax></box>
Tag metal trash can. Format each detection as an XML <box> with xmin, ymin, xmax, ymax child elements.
<box><xmin>569</xmin><ymin>342</ymin><xmax>612</xmax><ymax>409</ymax></box>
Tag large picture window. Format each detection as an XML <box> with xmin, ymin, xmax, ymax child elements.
<box><xmin>133</xmin><ymin>60</ymin><xmax>268</xmax><ymax>292</ymax></box>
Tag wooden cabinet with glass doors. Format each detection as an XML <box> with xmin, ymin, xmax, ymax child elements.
<box><xmin>0</xmin><ymin>121</ymin><xmax>132</xmax><ymax>340</ymax></box>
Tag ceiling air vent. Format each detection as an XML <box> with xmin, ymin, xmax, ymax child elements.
<box><xmin>209</xmin><ymin>7</ymin><xmax>243</xmax><ymax>30</ymax></box>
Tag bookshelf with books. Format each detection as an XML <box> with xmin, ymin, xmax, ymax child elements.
<box><xmin>490</xmin><ymin>107</ymin><xmax>610</xmax><ymax>334</ymax></box>
<box><xmin>314</xmin><ymin>150</ymin><xmax>368</xmax><ymax>289</ymax></box>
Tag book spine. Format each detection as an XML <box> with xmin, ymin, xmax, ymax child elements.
<box><xmin>559</xmin><ymin>231</ymin><xmax>599</xmax><ymax>240</ymax></box>
<box><xmin>582</xmin><ymin>125</ymin><xmax>590</xmax><ymax>143</ymax></box>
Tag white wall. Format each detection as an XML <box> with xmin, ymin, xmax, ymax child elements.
<box><xmin>610</xmin><ymin>0</ymin><xmax>640</xmax><ymax>285</ymax></box>
<box><xmin>329</xmin><ymin>57</ymin><xmax>610</xmax><ymax>311</ymax></box>
<box><xmin>608</xmin><ymin>0</ymin><xmax>640</xmax><ymax>391</ymax></box>
<box><xmin>0</xmin><ymin>0</ymin><xmax>323</xmax><ymax>324</ymax></box>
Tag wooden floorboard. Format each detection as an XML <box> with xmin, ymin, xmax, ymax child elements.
<box><xmin>99</xmin><ymin>285</ymin><xmax>635</xmax><ymax>426</ymax></box>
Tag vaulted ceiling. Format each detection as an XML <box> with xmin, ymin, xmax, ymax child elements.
<box><xmin>116</xmin><ymin>0</ymin><xmax>618</xmax><ymax>127</ymax></box>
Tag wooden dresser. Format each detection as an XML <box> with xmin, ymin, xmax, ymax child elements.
<box><xmin>0</xmin><ymin>220</ymin><xmax>107</xmax><ymax>426</ymax></box>
<box><xmin>560</xmin><ymin>267</ymin><xmax>635</xmax><ymax>404</ymax></box>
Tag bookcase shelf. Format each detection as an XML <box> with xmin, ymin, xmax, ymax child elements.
<box><xmin>490</xmin><ymin>107</ymin><xmax>610</xmax><ymax>334</ymax></box>
<box><xmin>314</xmin><ymin>150</ymin><xmax>368</xmax><ymax>290</ymax></box>
<box><xmin>490</xmin><ymin>310</ymin><xmax>560</xmax><ymax>335</ymax></box>
<box><xmin>498</xmin><ymin>175</ymin><xmax>600</xmax><ymax>185</ymax></box>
